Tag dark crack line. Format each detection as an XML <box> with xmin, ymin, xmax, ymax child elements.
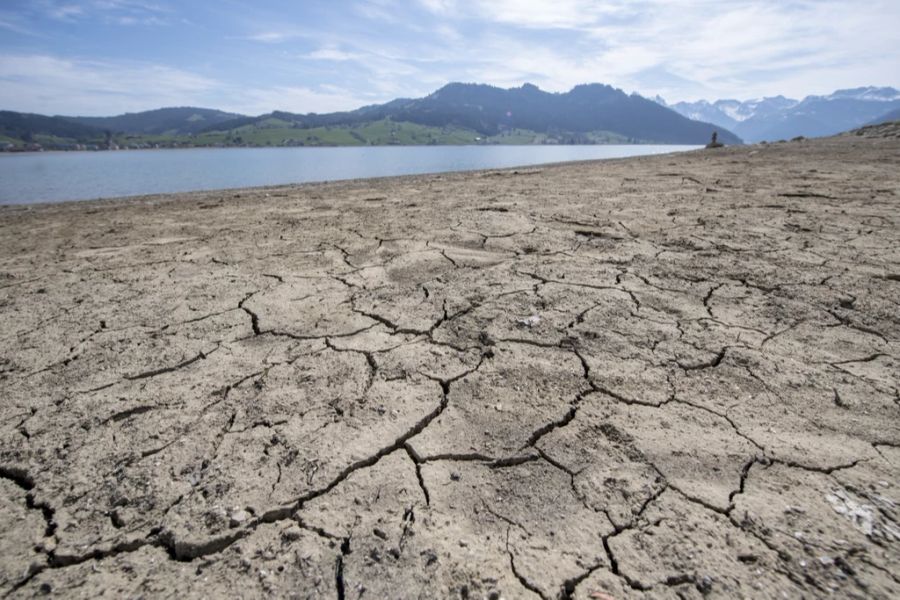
<box><xmin>772</xmin><ymin>457</ymin><xmax>865</xmax><ymax>475</ymax></box>
<box><xmin>159</xmin><ymin>307</ymin><xmax>241</xmax><ymax>331</ymax></box>
<box><xmin>335</xmin><ymin>553</ymin><xmax>347</xmax><ymax>600</ymax></box>
<box><xmin>672</xmin><ymin>399</ymin><xmax>767</xmax><ymax>453</ymax></box>
<box><xmin>601</xmin><ymin>534</ymin><xmax>650</xmax><ymax>591</ymax></box>
<box><xmin>558</xmin><ymin>562</ymin><xmax>605</xmax><ymax>600</ymax></box>
<box><xmin>325</xmin><ymin>338</ymin><xmax>378</xmax><ymax>394</ymax></box>
<box><xmin>506</xmin><ymin>527</ymin><xmax>550</xmax><ymax>600</ymax></box>
<box><xmin>760</xmin><ymin>319</ymin><xmax>803</xmax><ymax>347</ymax></box>
<box><xmin>419</xmin><ymin>452</ymin><xmax>496</xmax><ymax>463</ymax></box>
<box><xmin>125</xmin><ymin>346</ymin><xmax>219</xmax><ymax>381</ymax></box>
<box><xmin>0</xmin><ymin>465</ymin><xmax>57</xmax><ymax>544</ymax></box>
<box><xmin>829</xmin><ymin>352</ymin><xmax>888</xmax><ymax>366</ymax></box>
<box><xmin>438</xmin><ymin>248</ymin><xmax>460</xmax><ymax>268</ymax></box>
<box><xmin>520</xmin><ymin>402</ymin><xmax>580</xmax><ymax>450</ymax></box>
<box><xmin>239</xmin><ymin>290</ymin><xmax>263</xmax><ymax>335</ymax></box>
<box><xmin>403</xmin><ymin>444</ymin><xmax>431</xmax><ymax>506</ymax></box>
<box><xmin>674</xmin><ymin>346</ymin><xmax>727</xmax><ymax>371</ymax></box>
<box><xmin>294</xmin><ymin>517</ymin><xmax>341</xmax><ymax>541</ymax></box>
<box><xmin>3</xmin><ymin>525</ymin><xmax>192</xmax><ymax>595</ymax></box>
<box><xmin>265</xmin><ymin>323</ymin><xmax>379</xmax><ymax>342</ymax></box>
<box><xmin>727</xmin><ymin>457</ymin><xmax>765</xmax><ymax>512</ymax></box>
<box><xmin>702</xmin><ymin>281</ymin><xmax>724</xmax><ymax>317</ymax></box>
<box><xmin>330</xmin><ymin>243</ymin><xmax>357</xmax><ymax>270</ymax></box>
<box><xmin>483</xmin><ymin>502</ymin><xmax>531</xmax><ymax>536</ymax></box>
<box><xmin>100</xmin><ymin>404</ymin><xmax>158</xmax><ymax>426</ymax></box>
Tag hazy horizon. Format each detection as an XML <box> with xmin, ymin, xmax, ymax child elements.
<box><xmin>1</xmin><ymin>0</ymin><xmax>898</xmax><ymax>116</ymax></box>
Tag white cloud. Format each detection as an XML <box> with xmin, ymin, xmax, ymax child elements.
<box><xmin>0</xmin><ymin>54</ymin><xmax>218</xmax><ymax>115</ymax></box>
<box><xmin>305</xmin><ymin>47</ymin><xmax>363</xmax><ymax>61</ymax></box>
<box><xmin>412</xmin><ymin>0</ymin><xmax>900</xmax><ymax>101</ymax></box>
<box><xmin>417</xmin><ymin>0</ymin><xmax>632</xmax><ymax>29</ymax></box>
<box><xmin>0</xmin><ymin>54</ymin><xmax>380</xmax><ymax>116</ymax></box>
<box><xmin>46</xmin><ymin>4</ymin><xmax>85</xmax><ymax>20</ymax></box>
<box><xmin>230</xmin><ymin>86</ymin><xmax>372</xmax><ymax>115</ymax></box>
<box><xmin>39</xmin><ymin>0</ymin><xmax>171</xmax><ymax>25</ymax></box>
<box><xmin>3</xmin><ymin>1</ymin><xmax>898</xmax><ymax>115</ymax></box>
<box><xmin>243</xmin><ymin>30</ymin><xmax>299</xmax><ymax>44</ymax></box>
<box><xmin>0</xmin><ymin>14</ymin><xmax>42</xmax><ymax>36</ymax></box>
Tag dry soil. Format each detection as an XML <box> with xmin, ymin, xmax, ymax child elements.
<box><xmin>1</xmin><ymin>125</ymin><xmax>899</xmax><ymax>599</ymax></box>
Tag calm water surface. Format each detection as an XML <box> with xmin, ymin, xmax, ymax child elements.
<box><xmin>0</xmin><ymin>145</ymin><xmax>699</xmax><ymax>205</ymax></box>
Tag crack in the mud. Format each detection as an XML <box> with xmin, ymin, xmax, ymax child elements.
<box><xmin>505</xmin><ymin>527</ymin><xmax>550</xmax><ymax>600</ymax></box>
<box><xmin>674</xmin><ymin>346</ymin><xmax>728</xmax><ymax>371</ymax></box>
<box><xmin>403</xmin><ymin>445</ymin><xmax>431</xmax><ymax>506</ymax></box>
<box><xmin>334</xmin><ymin>536</ymin><xmax>351</xmax><ymax>600</ymax></box>
<box><xmin>324</xmin><ymin>338</ymin><xmax>378</xmax><ymax>393</ymax></box>
<box><xmin>0</xmin><ymin>465</ymin><xmax>57</xmax><ymax>541</ymax></box>
<box><xmin>521</xmin><ymin>404</ymin><xmax>579</xmax><ymax>450</ymax></box>
<box><xmin>238</xmin><ymin>290</ymin><xmax>262</xmax><ymax>335</ymax></box>
<box><xmin>125</xmin><ymin>346</ymin><xmax>219</xmax><ymax>381</ymax></box>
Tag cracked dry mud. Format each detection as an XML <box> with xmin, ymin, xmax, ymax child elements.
<box><xmin>1</xmin><ymin>127</ymin><xmax>899</xmax><ymax>599</ymax></box>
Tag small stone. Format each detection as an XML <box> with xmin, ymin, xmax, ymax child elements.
<box><xmin>373</xmin><ymin>527</ymin><xmax>388</xmax><ymax>540</ymax></box>
<box><xmin>696</xmin><ymin>575</ymin><xmax>713</xmax><ymax>594</ymax></box>
<box><xmin>230</xmin><ymin>509</ymin><xmax>251</xmax><ymax>527</ymax></box>
<box><xmin>282</xmin><ymin>526</ymin><xmax>303</xmax><ymax>541</ymax></box>
<box><xmin>450</xmin><ymin>472</ymin><xmax>460</xmax><ymax>481</ymax></box>
<box><xmin>110</xmin><ymin>509</ymin><xmax>127</xmax><ymax>528</ymax></box>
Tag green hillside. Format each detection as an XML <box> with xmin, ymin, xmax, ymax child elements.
<box><xmin>0</xmin><ymin>111</ymin><xmax>106</xmax><ymax>148</ymax></box>
<box><xmin>108</xmin><ymin>118</ymin><xmax>632</xmax><ymax>148</ymax></box>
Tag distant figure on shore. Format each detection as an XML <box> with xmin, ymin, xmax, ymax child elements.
<box><xmin>706</xmin><ymin>131</ymin><xmax>723</xmax><ymax>149</ymax></box>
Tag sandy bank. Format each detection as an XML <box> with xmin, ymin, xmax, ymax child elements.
<box><xmin>1</xmin><ymin>128</ymin><xmax>899</xmax><ymax>598</ymax></box>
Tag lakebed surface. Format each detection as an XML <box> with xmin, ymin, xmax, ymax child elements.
<box><xmin>1</xmin><ymin>124</ymin><xmax>899</xmax><ymax>599</ymax></box>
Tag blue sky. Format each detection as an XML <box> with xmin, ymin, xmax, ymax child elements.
<box><xmin>1</xmin><ymin>0</ymin><xmax>897</xmax><ymax>116</ymax></box>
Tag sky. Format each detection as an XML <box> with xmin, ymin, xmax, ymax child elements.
<box><xmin>0</xmin><ymin>0</ymin><xmax>897</xmax><ymax>116</ymax></box>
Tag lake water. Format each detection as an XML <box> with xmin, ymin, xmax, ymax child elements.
<box><xmin>0</xmin><ymin>144</ymin><xmax>699</xmax><ymax>205</ymax></box>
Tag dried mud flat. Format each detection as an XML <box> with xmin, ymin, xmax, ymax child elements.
<box><xmin>1</xmin><ymin>125</ymin><xmax>899</xmax><ymax>599</ymax></box>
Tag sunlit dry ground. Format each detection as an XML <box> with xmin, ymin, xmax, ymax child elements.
<box><xmin>2</xmin><ymin>123</ymin><xmax>899</xmax><ymax>599</ymax></box>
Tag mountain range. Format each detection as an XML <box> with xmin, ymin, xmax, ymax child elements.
<box><xmin>658</xmin><ymin>87</ymin><xmax>900</xmax><ymax>142</ymax></box>
<box><xmin>5</xmin><ymin>83</ymin><xmax>898</xmax><ymax>151</ymax></box>
<box><xmin>1</xmin><ymin>82</ymin><xmax>738</xmax><ymax>150</ymax></box>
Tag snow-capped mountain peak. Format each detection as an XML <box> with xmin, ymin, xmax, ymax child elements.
<box><xmin>824</xmin><ymin>86</ymin><xmax>900</xmax><ymax>102</ymax></box>
<box><xmin>663</xmin><ymin>85</ymin><xmax>900</xmax><ymax>142</ymax></box>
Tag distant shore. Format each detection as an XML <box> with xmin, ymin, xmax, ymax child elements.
<box><xmin>1</xmin><ymin>128</ymin><xmax>898</xmax><ymax>598</ymax></box>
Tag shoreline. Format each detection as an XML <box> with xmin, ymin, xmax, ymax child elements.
<box><xmin>1</xmin><ymin>129</ymin><xmax>898</xmax><ymax>598</ymax></box>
